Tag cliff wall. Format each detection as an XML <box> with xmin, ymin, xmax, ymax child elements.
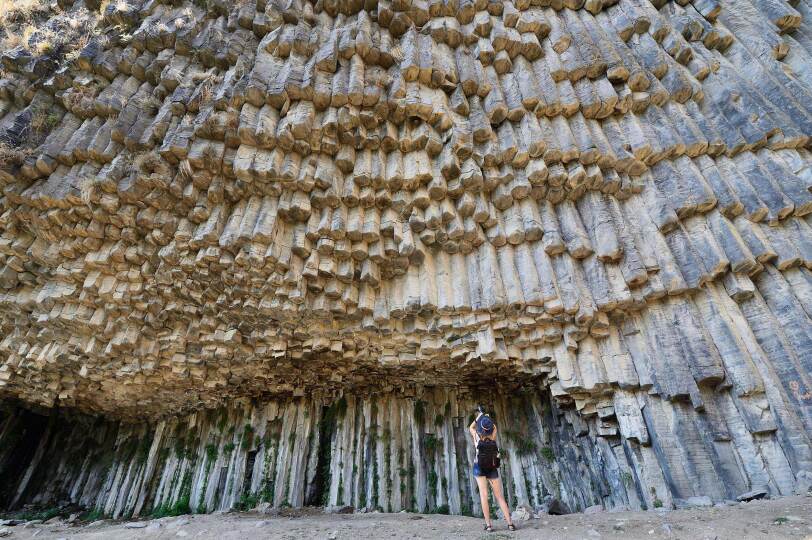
<box><xmin>0</xmin><ymin>0</ymin><xmax>811</xmax><ymax>516</ymax></box>
<box><xmin>2</xmin><ymin>385</ymin><xmax>807</xmax><ymax>519</ymax></box>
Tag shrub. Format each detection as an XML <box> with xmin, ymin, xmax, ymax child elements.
<box><xmin>236</xmin><ymin>493</ymin><xmax>258</xmax><ymax>511</ymax></box>
<box><xmin>424</xmin><ymin>433</ymin><xmax>440</xmax><ymax>454</ymax></box>
<box><xmin>504</xmin><ymin>431</ymin><xmax>537</xmax><ymax>456</ymax></box>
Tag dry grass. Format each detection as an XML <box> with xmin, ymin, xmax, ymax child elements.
<box><xmin>62</xmin><ymin>84</ymin><xmax>97</xmax><ymax>109</ymax></box>
<box><xmin>0</xmin><ymin>0</ymin><xmax>55</xmax><ymax>52</ymax></box>
<box><xmin>0</xmin><ymin>141</ymin><xmax>33</xmax><ymax>169</ymax></box>
<box><xmin>29</xmin><ymin>106</ymin><xmax>60</xmax><ymax>136</ymax></box>
<box><xmin>0</xmin><ymin>0</ymin><xmax>50</xmax><ymax>25</ymax></box>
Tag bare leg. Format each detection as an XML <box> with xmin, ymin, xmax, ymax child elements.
<box><xmin>476</xmin><ymin>475</ymin><xmax>491</xmax><ymax>527</ymax></box>
<box><xmin>488</xmin><ymin>477</ymin><xmax>514</xmax><ymax>527</ymax></box>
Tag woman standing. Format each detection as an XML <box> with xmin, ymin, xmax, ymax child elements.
<box><xmin>469</xmin><ymin>406</ymin><xmax>517</xmax><ymax>532</ymax></box>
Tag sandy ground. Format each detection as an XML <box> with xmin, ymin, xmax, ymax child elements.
<box><xmin>2</xmin><ymin>494</ymin><xmax>811</xmax><ymax>540</ymax></box>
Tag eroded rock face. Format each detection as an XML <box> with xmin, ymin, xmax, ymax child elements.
<box><xmin>0</xmin><ymin>0</ymin><xmax>810</xmax><ymax>517</ymax></box>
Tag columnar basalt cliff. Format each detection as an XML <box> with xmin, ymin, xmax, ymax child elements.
<box><xmin>0</xmin><ymin>0</ymin><xmax>811</xmax><ymax>518</ymax></box>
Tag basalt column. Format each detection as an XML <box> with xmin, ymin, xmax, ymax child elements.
<box><xmin>0</xmin><ymin>0</ymin><xmax>811</xmax><ymax>517</ymax></box>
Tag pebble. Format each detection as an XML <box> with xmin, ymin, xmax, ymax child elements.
<box><xmin>0</xmin><ymin>529</ymin><xmax>10</xmax><ymax>537</ymax></box>
<box><xmin>124</xmin><ymin>521</ymin><xmax>148</xmax><ymax>529</ymax></box>
<box><xmin>255</xmin><ymin>520</ymin><xmax>270</xmax><ymax>528</ymax></box>
<box><xmin>327</xmin><ymin>531</ymin><xmax>338</xmax><ymax>540</ymax></box>
<box><xmin>587</xmin><ymin>528</ymin><xmax>601</xmax><ymax>537</ymax></box>
<box><xmin>169</xmin><ymin>517</ymin><xmax>191</xmax><ymax>528</ymax></box>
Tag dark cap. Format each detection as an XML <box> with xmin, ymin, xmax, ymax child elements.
<box><xmin>476</xmin><ymin>415</ymin><xmax>495</xmax><ymax>436</ymax></box>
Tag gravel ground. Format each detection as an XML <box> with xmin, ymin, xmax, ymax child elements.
<box><xmin>2</xmin><ymin>494</ymin><xmax>811</xmax><ymax>540</ymax></box>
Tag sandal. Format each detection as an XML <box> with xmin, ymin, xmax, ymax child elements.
<box><xmin>508</xmin><ymin>523</ymin><xmax>517</xmax><ymax>531</ymax></box>
<box><xmin>484</xmin><ymin>523</ymin><xmax>494</xmax><ymax>532</ymax></box>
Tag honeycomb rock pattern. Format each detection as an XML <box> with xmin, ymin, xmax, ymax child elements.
<box><xmin>0</xmin><ymin>0</ymin><xmax>811</xmax><ymax>513</ymax></box>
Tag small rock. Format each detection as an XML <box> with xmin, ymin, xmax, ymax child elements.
<box><xmin>43</xmin><ymin>517</ymin><xmax>61</xmax><ymax>525</ymax></box>
<box><xmin>1</xmin><ymin>521</ymin><xmax>23</xmax><ymax>527</ymax></box>
<box><xmin>736</xmin><ymin>487</ymin><xmax>768</xmax><ymax>502</ymax></box>
<box><xmin>124</xmin><ymin>521</ymin><xmax>148</xmax><ymax>529</ymax></box>
<box><xmin>409</xmin><ymin>515</ymin><xmax>423</xmax><ymax>520</ymax></box>
<box><xmin>584</xmin><ymin>505</ymin><xmax>604</xmax><ymax>514</ymax></box>
<box><xmin>613</xmin><ymin>523</ymin><xmax>624</xmax><ymax>532</ymax></box>
<box><xmin>674</xmin><ymin>496</ymin><xmax>713</xmax><ymax>509</ymax></box>
<box><xmin>255</xmin><ymin>520</ymin><xmax>270</xmax><ymax>528</ymax></box>
<box><xmin>327</xmin><ymin>531</ymin><xmax>337</xmax><ymax>540</ymax></box>
<box><xmin>23</xmin><ymin>520</ymin><xmax>42</xmax><ymax>528</ymax></box>
<box><xmin>587</xmin><ymin>528</ymin><xmax>601</xmax><ymax>538</ymax></box>
<box><xmin>511</xmin><ymin>504</ymin><xmax>533</xmax><ymax>521</ymax></box>
<box><xmin>146</xmin><ymin>523</ymin><xmax>162</xmax><ymax>532</ymax></box>
<box><xmin>85</xmin><ymin>520</ymin><xmax>105</xmax><ymax>528</ymax></box>
<box><xmin>67</xmin><ymin>513</ymin><xmax>80</xmax><ymax>524</ymax></box>
<box><xmin>168</xmin><ymin>517</ymin><xmax>191</xmax><ymax>528</ymax></box>
<box><xmin>176</xmin><ymin>530</ymin><xmax>189</xmax><ymax>538</ymax></box>
<box><xmin>0</xmin><ymin>528</ymin><xmax>10</xmax><ymax>538</ymax></box>
<box><xmin>661</xmin><ymin>523</ymin><xmax>673</xmax><ymax>535</ymax></box>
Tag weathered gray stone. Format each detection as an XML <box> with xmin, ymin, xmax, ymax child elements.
<box><xmin>674</xmin><ymin>496</ymin><xmax>713</xmax><ymax>509</ymax></box>
<box><xmin>736</xmin><ymin>488</ymin><xmax>769</xmax><ymax>502</ymax></box>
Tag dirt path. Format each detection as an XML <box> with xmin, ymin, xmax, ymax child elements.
<box><xmin>2</xmin><ymin>494</ymin><xmax>811</xmax><ymax>540</ymax></box>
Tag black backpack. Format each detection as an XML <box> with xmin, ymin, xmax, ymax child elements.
<box><xmin>477</xmin><ymin>439</ymin><xmax>501</xmax><ymax>472</ymax></box>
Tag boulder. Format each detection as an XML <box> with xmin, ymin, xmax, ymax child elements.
<box><xmin>546</xmin><ymin>499</ymin><xmax>571</xmax><ymax>515</ymax></box>
<box><xmin>736</xmin><ymin>487</ymin><xmax>768</xmax><ymax>502</ymax></box>
<box><xmin>511</xmin><ymin>505</ymin><xmax>533</xmax><ymax>521</ymax></box>
<box><xmin>252</xmin><ymin>502</ymin><xmax>279</xmax><ymax>515</ymax></box>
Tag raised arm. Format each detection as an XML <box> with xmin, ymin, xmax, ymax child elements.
<box><xmin>469</xmin><ymin>420</ymin><xmax>478</xmax><ymax>441</ymax></box>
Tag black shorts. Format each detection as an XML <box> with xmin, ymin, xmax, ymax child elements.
<box><xmin>473</xmin><ymin>463</ymin><xmax>499</xmax><ymax>479</ymax></box>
